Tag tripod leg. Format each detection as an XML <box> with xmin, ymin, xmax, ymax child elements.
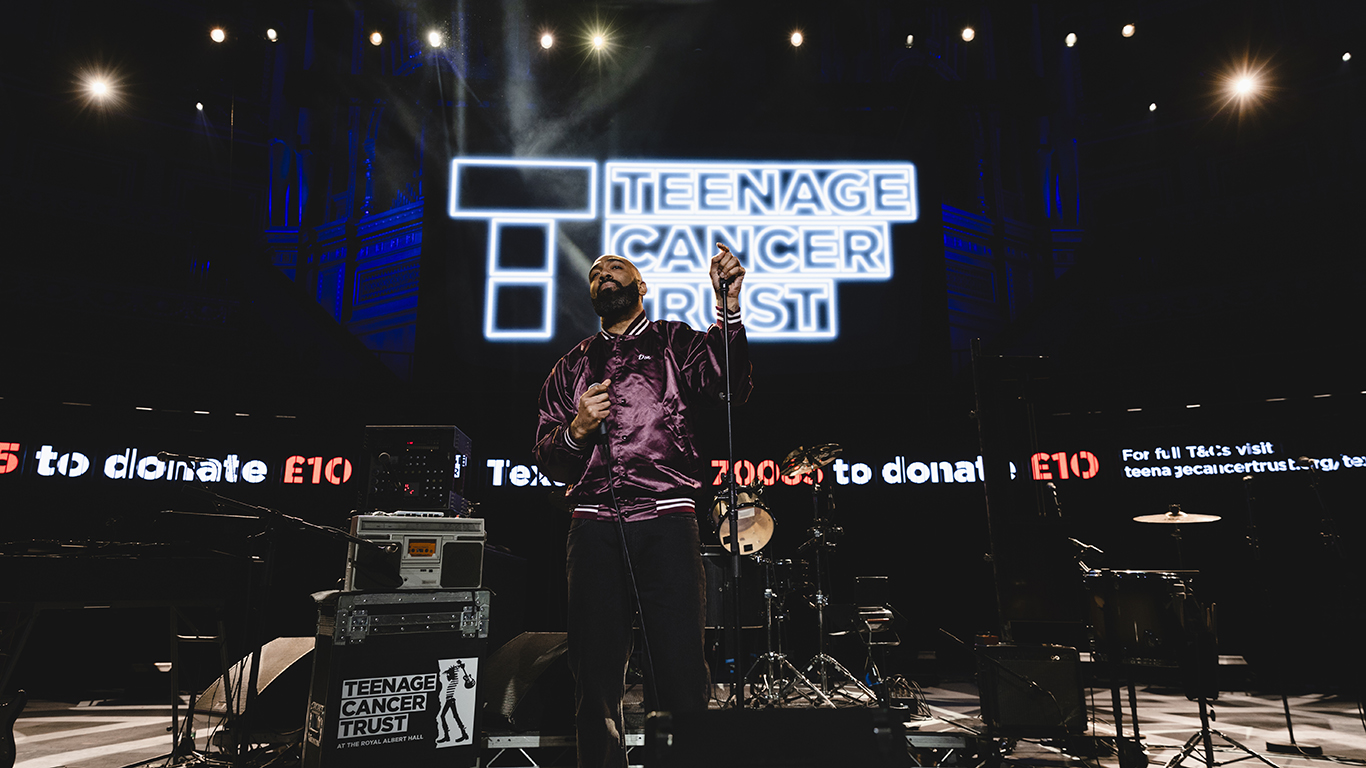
<box><xmin>1210</xmin><ymin>730</ymin><xmax>1282</xmax><ymax>768</ymax></box>
<box><xmin>1164</xmin><ymin>731</ymin><xmax>1206</xmax><ymax>768</ymax></box>
<box><xmin>824</xmin><ymin>654</ymin><xmax>877</xmax><ymax>701</ymax></box>
<box><xmin>1199</xmin><ymin>699</ymin><xmax>1216</xmax><ymax>768</ymax></box>
<box><xmin>780</xmin><ymin>657</ymin><xmax>835</xmax><ymax>708</ymax></box>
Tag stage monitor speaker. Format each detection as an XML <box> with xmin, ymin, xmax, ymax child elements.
<box><xmin>480</xmin><ymin>632</ymin><xmax>574</xmax><ymax>733</ymax></box>
<box><xmin>976</xmin><ymin>644</ymin><xmax>1085</xmax><ymax>737</ymax></box>
<box><xmin>194</xmin><ymin>637</ymin><xmax>314</xmax><ymax>735</ymax></box>
<box><xmin>645</xmin><ymin>708</ymin><xmax>911</xmax><ymax>767</ymax></box>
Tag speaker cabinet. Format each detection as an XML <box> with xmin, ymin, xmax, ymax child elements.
<box><xmin>976</xmin><ymin>644</ymin><xmax>1086</xmax><ymax>737</ymax></box>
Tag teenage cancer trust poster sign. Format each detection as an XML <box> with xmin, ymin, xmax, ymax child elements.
<box><xmin>449</xmin><ymin>158</ymin><xmax>918</xmax><ymax>342</ymax></box>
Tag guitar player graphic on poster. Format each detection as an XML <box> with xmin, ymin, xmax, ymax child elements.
<box><xmin>435</xmin><ymin>658</ymin><xmax>477</xmax><ymax>748</ymax></box>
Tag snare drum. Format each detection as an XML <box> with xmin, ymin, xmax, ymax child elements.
<box><xmin>711</xmin><ymin>485</ymin><xmax>775</xmax><ymax>555</ymax></box>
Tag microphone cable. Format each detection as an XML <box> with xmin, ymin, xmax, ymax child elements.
<box><xmin>597</xmin><ymin>421</ymin><xmax>660</xmax><ymax>710</ymax></box>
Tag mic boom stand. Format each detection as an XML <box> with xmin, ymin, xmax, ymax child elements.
<box><xmin>718</xmin><ymin>275</ymin><xmax>745</xmax><ymax>707</ymax></box>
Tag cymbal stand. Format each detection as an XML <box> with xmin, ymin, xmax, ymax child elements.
<box><xmin>1168</xmin><ymin>504</ymin><xmax>1188</xmax><ymax>568</ymax></box>
<box><xmin>744</xmin><ymin>555</ymin><xmax>831</xmax><ymax>708</ymax></box>
<box><xmin>799</xmin><ymin>475</ymin><xmax>875</xmax><ymax>703</ymax></box>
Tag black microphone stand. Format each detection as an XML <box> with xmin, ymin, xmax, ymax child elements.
<box><xmin>718</xmin><ymin>275</ymin><xmax>745</xmax><ymax>708</ymax></box>
<box><xmin>172</xmin><ymin>484</ymin><xmax>397</xmax><ymax>764</ymax></box>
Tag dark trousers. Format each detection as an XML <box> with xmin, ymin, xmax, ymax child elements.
<box><xmin>566</xmin><ymin>514</ymin><xmax>710</xmax><ymax>768</ymax></box>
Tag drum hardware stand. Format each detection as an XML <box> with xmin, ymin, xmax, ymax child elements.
<box><xmin>1241</xmin><ymin>473</ymin><xmax>1322</xmax><ymax>756</ymax></box>
<box><xmin>1165</xmin><ymin>693</ymin><xmax>1282</xmax><ymax>768</ymax></box>
<box><xmin>742</xmin><ymin>555</ymin><xmax>832</xmax><ymax>708</ymax></box>
<box><xmin>1164</xmin><ymin>583</ymin><xmax>1279</xmax><ymax>768</ymax></box>
<box><xmin>1087</xmin><ymin>569</ymin><xmax>1150</xmax><ymax>768</ymax></box>
<box><xmin>798</xmin><ymin>474</ymin><xmax>875</xmax><ymax>704</ymax></box>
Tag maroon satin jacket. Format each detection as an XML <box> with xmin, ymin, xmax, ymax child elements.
<box><xmin>534</xmin><ymin>309</ymin><xmax>751</xmax><ymax>521</ymax></box>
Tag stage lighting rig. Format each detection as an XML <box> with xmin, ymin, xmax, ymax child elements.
<box><xmin>210</xmin><ymin>27</ymin><xmax>226</xmax><ymax>43</ymax></box>
<box><xmin>266</xmin><ymin>28</ymin><xmax>278</xmax><ymax>42</ymax></box>
<box><xmin>427</xmin><ymin>30</ymin><xmax>443</xmax><ymax>48</ymax></box>
<box><xmin>370</xmin><ymin>31</ymin><xmax>383</xmax><ymax>46</ymax></box>
<box><xmin>1149</xmin><ymin>102</ymin><xmax>1157</xmax><ymax>112</ymax></box>
<box><xmin>540</xmin><ymin>32</ymin><xmax>554</xmax><ymax>49</ymax></box>
<box><xmin>592</xmin><ymin>33</ymin><xmax>606</xmax><ymax>50</ymax></box>
<box><xmin>1065</xmin><ymin>32</ymin><xmax>1077</xmax><ymax>47</ymax></box>
<box><xmin>961</xmin><ymin>27</ymin><xmax>975</xmax><ymax>42</ymax></box>
<box><xmin>790</xmin><ymin>31</ymin><xmax>804</xmax><ymax>47</ymax></box>
<box><xmin>1122</xmin><ymin>23</ymin><xmax>1136</xmax><ymax>38</ymax></box>
<box><xmin>1343</xmin><ymin>52</ymin><xmax>1352</xmax><ymax>62</ymax></box>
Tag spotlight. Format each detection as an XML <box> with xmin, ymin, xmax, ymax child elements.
<box><xmin>370</xmin><ymin>31</ymin><xmax>383</xmax><ymax>46</ymax></box>
<box><xmin>790</xmin><ymin>31</ymin><xmax>803</xmax><ymax>47</ymax></box>
<box><xmin>904</xmin><ymin>34</ymin><xmax>914</xmax><ymax>49</ymax></box>
<box><xmin>592</xmin><ymin>33</ymin><xmax>606</xmax><ymax>50</ymax></box>
<box><xmin>1122</xmin><ymin>23</ymin><xmax>1135</xmax><ymax>38</ymax></box>
<box><xmin>427</xmin><ymin>30</ymin><xmax>443</xmax><ymax>47</ymax></box>
<box><xmin>210</xmin><ymin>27</ymin><xmax>226</xmax><ymax>43</ymax></box>
<box><xmin>1344</xmin><ymin>52</ymin><xmax>1352</xmax><ymax>62</ymax></box>
<box><xmin>196</xmin><ymin>101</ymin><xmax>204</xmax><ymax>111</ymax></box>
<box><xmin>961</xmin><ymin>27</ymin><xmax>975</xmax><ymax>42</ymax></box>
<box><xmin>1149</xmin><ymin>102</ymin><xmax>1157</xmax><ymax>112</ymax></box>
<box><xmin>1233</xmin><ymin>75</ymin><xmax>1258</xmax><ymax>96</ymax></box>
<box><xmin>266</xmin><ymin>28</ymin><xmax>278</xmax><ymax>42</ymax></box>
<box><xmin>540</xmin><ymin>32</ymin><xmax>553</xmax><ymax>49</ymax></box>
<box><xmin>1065</xmin><ymin>32</ymin><xmax>1077</xmax><ymax>47</ymax></box>
<box><xmin>77</xmin><ymin>68</ymin><xmax>122</xmax><ymax>108</ymax></box>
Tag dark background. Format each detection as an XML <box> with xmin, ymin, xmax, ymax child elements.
<box><xmin>3</xmin><ymin>0</ymin><xmax>1363</xmax><ymax>697</ymax></box>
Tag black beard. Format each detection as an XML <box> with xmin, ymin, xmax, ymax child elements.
<box><xmin>591</xmin><ymin>279</ymin><xmax>640</xmax><ymax>321</ymax></box>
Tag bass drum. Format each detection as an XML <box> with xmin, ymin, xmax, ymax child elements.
<box><xmin>710</xmin><ymin>485</ymin><xmax>774</xmax><ymax>555</ymax></box>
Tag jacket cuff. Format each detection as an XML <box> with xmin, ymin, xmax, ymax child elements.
<box><xmin>563</xmin><ymin>426</ymin><xmax>584</xmax><ymax>452</ymax></box>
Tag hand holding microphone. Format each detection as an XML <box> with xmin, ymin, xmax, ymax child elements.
<box><xmin>572</xmin><ymin>379</ymin><xmax>612</xmax><ymax>441</ymax></box>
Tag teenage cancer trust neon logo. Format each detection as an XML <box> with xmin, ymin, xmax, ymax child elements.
<box><xmin>448</xmin><ymin>158</ymin><xmax>917</xmax><ymax>341</ymax></box>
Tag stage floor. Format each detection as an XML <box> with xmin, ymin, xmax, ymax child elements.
<box><xmin>13</xmin><ymin>684</ymin><xmax>1366</xmax><ymax>768</ymax></box>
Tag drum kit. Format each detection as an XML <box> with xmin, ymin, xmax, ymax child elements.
<box><xmin>708</xmin><ymin>442</ymin><xmax>881</xmax><ymax>707</ymax></box>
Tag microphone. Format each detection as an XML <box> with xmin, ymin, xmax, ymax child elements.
<box><xmin>1046</xmin><ymin>481</ymin><xmax>1062</xmax><ymax>515</ymax></box>
<box><xmin>598</xmin><ymin>420</ymin><xmax>609</xmax><ymax>437</ymax></box>
<box><xmin>157</xmin><ymin>450</ymin><xmax>210</xmax><ymax>463</ymax></box>
<box><xmin>1068</xmin><ymin>537</ymin><xmax>1104</xmax><ymax>555</ymax></box>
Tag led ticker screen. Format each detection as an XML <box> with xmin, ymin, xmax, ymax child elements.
<box><xmin>0</xmin><ymin>441</ymin><xmax>354</xmax><ymax>487</ymax></box>
<box><xmin>478</xmin><ymin>439</ymin><xmax>1366</xmax><ymax>492</ymax></box>
<box><xmin>449</xmin><ymin>158</ymin><xmax>918</xmax><ymax>342</ymax></box>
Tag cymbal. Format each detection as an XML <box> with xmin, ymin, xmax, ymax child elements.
<box><xmin>1133</xmin><ymin>510</ymin><xmax>1222</xmax><ymax>524</ymax></box>
<box><xmin>779</xmin><ymin>443</ymin><xmax>842</xmax><ymax>477</ymax></box>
